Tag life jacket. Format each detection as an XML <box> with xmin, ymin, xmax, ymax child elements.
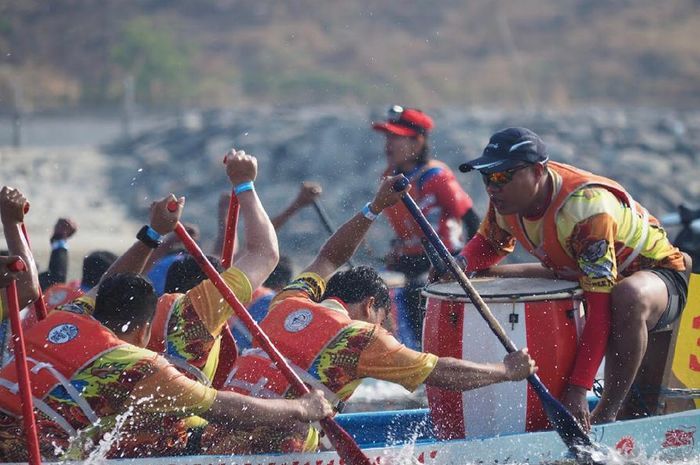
<box><xmin>384</xmin><ymin>160</ymin><xmax>466</xmax><ymax>256</ymax></box>
<box><xmin>148</xmin><ymin>293</ymin><xmax>236</xmax><ymax>387</ymax></box>
<box><xmin>0</xmin><ymin>311</ymin><xmax>127</xmax><ymax>438</ymax></box>
<box><xmin>502</xmin><ymin>161</ymin><xmax>653</xmax><ymax>280</ymax></box>
<box><xmin>44</xmin><ymin>281</ymin><xmax>83</xmax><ymax>310</ymax></box>
<box><xmin>227</xmin><ymin>287</ymin><xmax>275</xmax><ymax>351</ymax></box>
<box><xmin>222</xmin><ymin>296</ymin><xmax>354</xmax><ymax>406</ymax></box>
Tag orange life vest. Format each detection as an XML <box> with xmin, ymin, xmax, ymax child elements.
<box><xmin>502</xmin><ymin>161</ymin><xmax>655</xmax><ymax>280</ymax></box>
<box><xmin>384</xmin><ymin>160</ymin><xmax>469</xmax><ymax>256</ymax></box>
<box><xmin>0</xmin><ymin>311</ymin><xmax>126</xmax><ymax>436</ymax></box>
<box><xmin>44</xmin><ymin>281</ymin><xmax>83</xmax><ymax>310</ymax></box>
<box><xmin>222</xmin><ymin>296</ymin><xmax>352</xmax><ymax>402</ymax></box>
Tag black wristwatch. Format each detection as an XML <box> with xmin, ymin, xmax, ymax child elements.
<box><xmin>136</xmin><ymin>225</ymin><xmax>162</xmax><ymax>249</ymax></box>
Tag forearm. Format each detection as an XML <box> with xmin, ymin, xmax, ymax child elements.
<box><xmin>233</xmin><ymin>190</ymin><xmax>279</xmax><ymax>289</ymax></box>
<box><xmin>46</xmin><ymin>245</ymin><xmax>68</xmax><ymax>285</ymax></box>
<box><xmin>2</xmin><ymin>222</ymin><xmax>39</xmax><ymax>306</ymax></box>
<box><xmin>204</xmin><ymin>391</ymin><xmax>303</xmax><ymax>428</ymax></box>
<box><xmin>319</xmin><ymin>212</ymin><xmax>372</xmax><ymax>269</ymax></box>
<box><xmin>460</xmin><ymin>233</ymin><xmax>505</xmax><ymax>273</ymax></box>
<box><xmin>568</xmin><ymin>291</ymin><xmax>611</xmax><ymax>390</ymax></box>
<box><xmin>425</xmin><ymin>357</ymin><xmax>509</xmax><ymax>391</ymax></box>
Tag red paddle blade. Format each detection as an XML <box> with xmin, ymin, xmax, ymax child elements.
<box><xmin>320</xmin><ymin>418</ymin><xmax>372</xmax><ymax>465</ymax></box>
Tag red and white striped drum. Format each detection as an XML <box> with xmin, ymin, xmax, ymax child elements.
<box><xmin>422</xmin><ymin>277</ymin><xmax>584</xmax><ymax>439</ymax></box>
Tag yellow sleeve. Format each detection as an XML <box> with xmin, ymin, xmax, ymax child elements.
<box><xmin>271</xmin><ymin>272</ymin><xmax>326</xmax><ymax>307</ymax></box>
<box><xmin>357</xmin><ymin>326</ymin><xmax>438</xmax><ymax>392</ymax></box>
<box><xmin>0</xmin><ymin>293</ymin><xmax>5</xmax><ymax>321</ymax></box>
<box><xmin>56</xmin><ymin>295</ymin><xmax>96</xmax><ymax>316</ymax></box>
<box><xmin>186</xmin><ymin>266</ymin><xmax>253</xmax><ymax>336</ymax></box>
<box><xmin>132</xmin><ymin>354</ymin><xmax>217</xmax><ymax>416</ymax></box>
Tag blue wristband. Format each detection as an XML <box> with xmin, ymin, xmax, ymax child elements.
<box><xmin>51</xmin><ymin>239</ymin><xmax>68</xmax><ymax>250</ymax></box>
<box><xmin>234</xmin><ymin>181</ymin><xmax>255</xmax><ymax>196</ymax></box>
<box><xmin>144</xmin><ymin>225</ymin><xmax>162</xmax><ymax>242</ymax></box>
<box><xmin>361</xmin><ymin>202</ymin><xmax>379</xmax><ymax>221</ymax></box>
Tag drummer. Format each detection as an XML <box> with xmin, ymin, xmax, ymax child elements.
<box><xmin>218</xmin><ymin>175</ymin><xmax>536</xmax><ymax>454</ymax></box>
<box><xmin>454</xmin><ymin>127</ymin><xmax>691</xmax><ymax>429</ymax></box>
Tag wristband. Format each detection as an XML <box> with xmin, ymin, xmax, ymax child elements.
<box><xmin>234</xmin><ymin>181</ymin><xmax>254</xmax><ymax>196</ymax></box>
<box><xmin>361</xmin><ymin>202</ymin><xmax>379</xmax><ymax>221</ymax></box>
<box><xmin>136</xmin><ymin>225</ymin><xmax>162</xmax><ymax>249</ymax></box>
<box><xmin>51</xmin><ymin>239</ymin><xmax>68</xmax><ymax>250</ymax></box>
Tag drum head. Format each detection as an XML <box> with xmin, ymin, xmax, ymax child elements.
<box><xmin>423</xmin><ymin>277</ymin><xmax>582</xmax><ymax>302</ymax></box>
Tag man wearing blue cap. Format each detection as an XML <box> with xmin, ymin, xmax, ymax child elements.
<box><xmin>456</xmin><ymin>127</ymin><xmax>691</xmax><ymax>429</ymax></box>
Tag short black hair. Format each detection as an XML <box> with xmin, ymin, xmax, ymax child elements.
<box><xmin>93</xmin><ymin>273</ymin><xmax>157</xmax><ymax>334</ymax></box>
<box><xmin>164</xmin><ymin>254</ymin><xmax>223</xmax><ymax>294</ymax></box>
<box><xmin>82</xmin><ymin>251</ymin><xmax>117</xmax><ymax>289</ymax></box>
<box><xmin>263</xmin><ymin>255</ymin><xmax>293</xmax><ymax>290</ymax></box>
<box><xmin>323</xmin><ymin>266</ymin><xmax>391</xmax><ymax>310</ymax></box>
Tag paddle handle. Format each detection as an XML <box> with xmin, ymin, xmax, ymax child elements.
<box><xmin>221</xmin><ymin>190</ymin><xmax>239</xmax><ymax>269</ymax></box>
<box><xmin>5</xmin><ymin>258</ymin><xmax>43</xmax><ymax>465</ymax></box>
<box><xmin>168</xmin><ymin>202</ymin><xmax>370</xmax><ymax>465</ymax></box>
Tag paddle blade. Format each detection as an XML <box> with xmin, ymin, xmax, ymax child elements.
<box><xmin>320</xmin><ymin>418</ymin><xmax>372</xmax><ymax>465</ymax></box>
<box><xmin>528</xmin><ymin>375</ymin><xmax>592</xmax><ymax>449</ymax></box>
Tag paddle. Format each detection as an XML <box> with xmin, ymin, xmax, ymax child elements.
<box><xmin>220</xmin><ymin>191</ymin><xmax>239</xmax><ymax>269</ymax></box>
<box><xmin>20</xmin><ymin>204</ymin><xmax>48</xmax><ymax>321</ymax></box>
<box><xmin>5</xmin><ymin>258</ymin><xmax>42</xmax><ymax>465</ymax></box>
<box><xmin>168</xmin><ymin>202</ymin><xmax>372</xmax><ymax>465</ymax></box>
<box><xmin>312</xmin><ymin>199</ymin><xmax>356</xmax><ymax>267</ymax></box>
<box><xmin>392</xmin><ymin>175</ymin><xmax>599</xmax><ymax>457</ymax></box>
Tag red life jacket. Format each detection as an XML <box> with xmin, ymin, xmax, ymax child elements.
<box><xmin>44</xmin><ymin>281</ymin><xmax>83</xmax><ymax>310</ymax></box>
<box><xmin>384</xmin><ymin>160</ymin><xmax>471</xmax><ymax>255</ymax></box>
<box><xmin>0</xmin><ymin>311</ymin><xmax>126</xmax><ymax>436</ymax></box>
<box><xmin>502</xmin><ymin>161</ymin><xmax>655</xmax><ymax>280</ymax></box>
<box><xmin>222</xmin><ymin>296</ymin><xmax>352</xmax><ymax>403</ymax></box>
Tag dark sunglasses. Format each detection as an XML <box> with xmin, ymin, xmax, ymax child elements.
<box><xmin>480</xmin><ymin>164</ymin><xmax>531</xmax><ymax>187</ymax></box>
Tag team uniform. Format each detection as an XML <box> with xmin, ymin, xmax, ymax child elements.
<box><xmin>218</xmin><ymin>272</ymin><xmax>438</xmax><ymax>453</ymax></box>
<box><xmin>0</xmin><ymin>311</ymin><xmax>217</xmax><ymax>461</ymax></box>
<box><xmin>461</xmin><ymin>161</ymin><xmax>686</xmax><ymax>389</ymax></box>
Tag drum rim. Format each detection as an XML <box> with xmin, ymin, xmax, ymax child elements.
<box><xmin>422</xmin><ymin>278</ymin><xmax>583</xmax><ymax>302</ymax></box>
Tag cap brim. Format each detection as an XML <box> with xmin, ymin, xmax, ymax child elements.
<box><xmin>372</xmin><ymin>122</ymin><xmax>419</xmax><ymax>137</ymax></box>
<box><xmin>458</xmin><ymin>157</ymin><xmax>526</xmax><ymax>174</ymax></box>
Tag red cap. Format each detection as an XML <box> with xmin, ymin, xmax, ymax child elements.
<box><xmin>372</xmin><ymin>106</ymin><xmax>434</xmax><ymax>137</ymax></box>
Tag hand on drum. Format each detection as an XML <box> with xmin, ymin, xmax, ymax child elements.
<box><xmin>503</xmin><ymin>348</ymin><xmax>538</xmax><ymax>381</ymax></box>
<box><xmin>561</xmin><ymin>384</ymin><xmax>591</xmax><ymax>432</ymax></box>
<box><xmin>428</xmin><ymin>255</ymin><xmax>468</xmax><ymax>283</ymax></box>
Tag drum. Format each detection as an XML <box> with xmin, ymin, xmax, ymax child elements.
<box><xmin>422</xmin><ymin>277</ymin><xmax>584</xmax><ymax>439</ymax></box>
<box><xmin>380</xmin><ymin>271</ymin><xmax>419</xmax><ymax>350</ymax></box>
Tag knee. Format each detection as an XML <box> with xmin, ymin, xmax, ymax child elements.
<box><xmin>610</xmin><ymin>280</ymin><xmax>649</xmax><ymax>323</ymax></box>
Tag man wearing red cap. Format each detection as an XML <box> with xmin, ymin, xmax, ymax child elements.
<box><xmin>372</xmin><ymin>106</ymin><xmax>480</xmax><ymax>348</ymax></box>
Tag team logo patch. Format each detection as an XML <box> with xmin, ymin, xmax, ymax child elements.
<box><xmin>47</xmin><ymin>323</ymin><xmax>79</xmax><ymax>344</ymax></box>
<box><xmin>284</xmin><ymin>309</ymin><xmax>313</xmax><ymax>333</ymax></box>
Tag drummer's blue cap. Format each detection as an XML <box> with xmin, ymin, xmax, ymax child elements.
<box><xmin>459</xmin><ymin>127</ymin><xmax>548</xmax><ymax>174</ymax></box>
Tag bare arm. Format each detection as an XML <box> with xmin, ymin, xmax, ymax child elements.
<box><xmin>0</xmin><ymin>187</ymin><xmax>40</xmax><ymax>307</ymax></box>
<box><xmin>84</xmin><ymin>195</ymin><xmax>185</xmax><ymax>300</ymax></box>
<box><xmin>425</xmin><ymin>349</ymin><xmax>537</xmax><ymax>391</ymax></box>
<box><xmin>203</xmin><ymin>388</ymin><xmax>333</xmax><ymax>428</ymax></box>
<box><xmin>271</xmin><ymin>181</ymin><xmax>322</xmax><ymax>230</ymax></box>
<box><xmin>226</xmin><ymin>149</ymin><xmax>280</xmax><ymax>290</ymax></box>
<box><xmin>304</xmin><ymin>175</ymin><xmax>409</xmax><ymax>279</ymax></box>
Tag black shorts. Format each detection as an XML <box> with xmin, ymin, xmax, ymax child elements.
<box><xmin>648</xmin><ymin>267</ymin><xmax>690</xmax><ymax>332</ymax></box>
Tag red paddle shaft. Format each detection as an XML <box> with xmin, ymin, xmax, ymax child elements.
<box><xmin>167</xmin><ymin>201</ymin><xmax>371</xmax><ymax>465</ymax></box>
<box><xmin>6</xmin><ymin>258</ymin><xmax>42</xmax><ymax>465</ymax></box>
<box><xmin>221</xmin><ymin>192</ymin><xmax>239</xmax><ymax>269</ymax></box>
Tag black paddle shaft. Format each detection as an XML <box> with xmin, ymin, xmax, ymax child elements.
<box><xmin>392</xmin><ymin>175</ymin><xmax>598</xmax><ymax>454</ymax></box>
<box><xmin>312</xmin><ymin>199</ymin><xmax>356</xmax><ymax>268</ymax></box>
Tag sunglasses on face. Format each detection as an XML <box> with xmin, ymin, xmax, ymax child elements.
<box><xmin>480</xmin><ymin>164</ymin><xmax>531</xmax><ymax>187</ymax></box>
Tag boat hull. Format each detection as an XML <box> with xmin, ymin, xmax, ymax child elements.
<box><xmin>7</xmin><ymin>409</ymin><xmax>699</xmax><ymax>465</ymax></box>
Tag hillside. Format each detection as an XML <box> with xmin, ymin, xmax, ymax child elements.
<box><xmin>1</xmin><ymin>1</ymin><xmax>699</xmax><ymax>109</ymax></box>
